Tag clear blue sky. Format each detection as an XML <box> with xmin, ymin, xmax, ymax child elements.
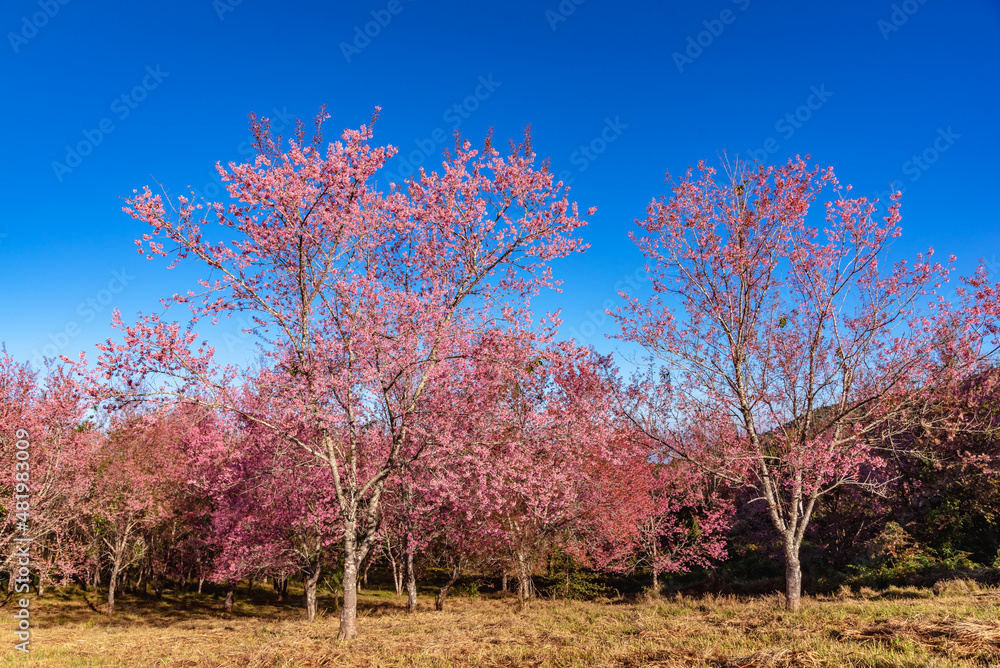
<box><xmin>1</xmin><ymin>0</ymin><xmax>998</xmax><ymax>370</ymax></box>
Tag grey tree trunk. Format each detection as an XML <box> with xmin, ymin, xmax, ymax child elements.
<box><xmin>393</xmin><ymin>561</ymin><xmax>404</xmax><ymax>597</ymax></box>
<box><xmin>784</xmin><ymin>538</ymin><xmax>803</xmax><ymax>611</ymax></box>
<box><xmin>406</xmin><ymin>547</ymin><xmax>418</xmax><ymax>613</ymax></box>
<box><xmin>304</xmin><ymin>564</ymin><xmax>321</xmax><ymax>621</ymax></box>
<box><xmin>651</xmin><ymin>539</ymin><xmax>659</xmax><ymax>593</ymax></box>
<box><xmin>515</xmin><ymin>549</ymin><xmax>533</xmax><ymax>608</ymax></box>
<box><xmin>224</xmin><ymin>582</ymin><xmax>235</xmax><ymax>613</ymax></box>
<box><xmin>107</xmin><ymin>563</ymin><xmax>121</xmax><ymax>617</ymax></box>
<box><xmin>338</xmin><ymin>542</ymin><xmax>360</xmax><ymax>640</ymax></box>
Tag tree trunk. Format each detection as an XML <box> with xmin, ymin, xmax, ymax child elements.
<box><xmin>515</xmin><ymin>549</ymin><xmax>533</xmax><ymax>607</ymax></box>
<box><xmin>435</xmin><ymin>560</ymin><xmax>463</xmax><ymax>612</ymax></box>
<box><xmin>406</xmin><ymin>545</ymin><xmax>418</xmax><ymax>613</ymax></box>
<box><xmin>198</xmin><ymin>577</ymin><xmax>204</xmax><ymax>594</ymax></box>
<box><xmin>501</xmin><ymin>572</ymin><xmax>507</xmax><ymax>592</ymax></box>
<box><xmin>651</xmin><ymin>539</ymin><xmax>659</xmax><ymax>593</ymax></box>
<box><xmin>224</xmin><ymin>582</ymin><xmax>235</xmax><ymax>613</ymax></box>
<box><xmin>274</xmin><ymin>576</ymin><xmax>286</xmax><ymax>603</ymax></box>
<box><xmin>361</xmin><ymin>557</ymin><xmax>372</xmax><ymax>592</ymax></box>
<box><xmin>784</xmin><ymin>539</ymin><xmax>803</xmax><ymax>611</ymax></box>
<box><xmin>394</xmin><ymin>566</ymin><xmax>404</xmax><ymax>597</ymax></box>
<box><xmin>338</xmin><ymin>542</ymin><xmax>360</xmax><ymax>641</ymax></box>
<box><xmin>107</xmin><ymin>562</ymin><xmax>121</xmax><ymax>617</ymax></box>
<box><xmin>390</xmin><ymin>552</ymin><xmax>404</xmax><ymax>596</ymax></box>
<box><xmin>304</xmin><ymin>564</ymin><xmax>321</xmax><ymax>621</ymax></box>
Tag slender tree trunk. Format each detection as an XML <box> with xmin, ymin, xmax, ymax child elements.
<box><xmin>394</xmin><ymin>567</ymin><xmax>404</xmax><ymax>597</ymax></box>
<box><xmin>274</xmin><ymin>576</ymin><xmax>286</xmax><ymax>603</ymax></box>
<box><xmin>784</xmin><ymin>538</ymin><xmax>803</xmax><ymax>612</ymax></box>
<box><xmin>198</xmin><ymin>577</ymin><xmax>204</xmax><ymax>595</ymax></box>
<box><xmin>651</xmin><ymin>539</ymin><xmax>659</xmax><ymax>593</ymax></box>
<box><xmin>501</xmin><ymin>572</ymin><xmax>507</xmax><ymax>592</ymax></box>
<box><xmin>390</xmin><ymin>552</ymin><xmax>404</xmax><ymax>596</ymax></box>
<box><xmin>338</xmin><ymin>538</ymin><xmax>360</xmax><ymax>641</ymax></box>
<box><xmin>224</xmin><ymin>582</ymin><xmax>235</xmax><ymax>613</ymax></box>
<box><xmin>361</xmin><ymin>557</ymin><xmax>372</xmax><ymax>592</ymax></box>
<box><xmin>435</xmin><ymin>560</ymin><xmax>463</xmax><ymax>612</ymax></box>
<box><xmin>304</xmin><ymin>564</ymin><xmax>321</xmax><ymax>621</ymax></box>
<box><xmin>107</xmin><ymin>561</ymin><xmax>121</xmax><ymax>617</ymax></box>
<box><xmin>406</xmin><ymin>545</ymin><xmax>418</xmax><ymax>613</ymax></box>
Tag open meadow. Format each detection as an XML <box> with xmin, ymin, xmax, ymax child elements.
<box><xmin>6</xmin><ymin>580</ymin><xmax>1000</xmax><ymax>667</ymax></box>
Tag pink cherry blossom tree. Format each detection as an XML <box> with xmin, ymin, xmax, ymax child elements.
<box><xmin>98</xmin><ymin>110</ymin><xmax>592</xmax><ymax>639</ymax></box>
<box><xmin>442</xmin><ymin>340</ymin><xmax>622</xmax><ymax>605</ymax></box>
<box><xmin>86</xmin><ymin>405</ymin><xmax>200</xmax><ymax>616</ymax></box>
<box><xmin>576</xmin><ymin>453</ymin><xmax>731</xmax><ymax>592</ymax></box>
<box><xmin>1</xmin><ymin>354</ymin><xmax>98</xmax><ymax>596</ymax></box>
<box><xmin>613</xmin><ymin>156</ymin><xmax>1000</xmax><ymax>610</ymax></box>
<box><xmin>197</xmin><ymin>395</ymin><xmax>342</xmax><ymax>621</ymax></box>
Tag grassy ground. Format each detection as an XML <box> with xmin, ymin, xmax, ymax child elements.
<box><xmin>4</xmin><ymin>580</ymin><xmax>1000</xmax><ymax>667</ymax></box>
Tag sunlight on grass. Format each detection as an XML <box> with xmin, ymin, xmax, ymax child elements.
<box><xmin>6</xmin><ymin>584</ymin><xmax>1000</xmax><ymax>667</ymax></box>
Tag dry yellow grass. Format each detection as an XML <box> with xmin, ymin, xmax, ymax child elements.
<box><xmin>4</xmin><ymin>582</ymin><xmax>1000</xmax><ymax>667</ymax></box>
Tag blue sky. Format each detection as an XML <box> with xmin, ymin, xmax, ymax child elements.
<box><xmin>1</xmin><ymin>0</ymin><xmax>998</xmax><ymax>370</ymax></box>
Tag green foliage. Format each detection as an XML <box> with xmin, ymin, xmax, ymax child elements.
<box><xmin>540</xmin><ymin>549</ymin><xmax>610</xmax><ymax>601</ymax></box>
<box><xmin>846</xmin><ymin>522</ymin><xmax>979</xmax><ymax>587</ymax></box>
<box><xmin>540</xmin><ymin>569</ymin><xmax>610</xmax><ymax>601</ymax></box>
<box><xmin>321</xmin><ymin>568</ymin><xmax>343</xmax><ymax>608</ymax></box>
<box><xmin>457</xmin><ymin>578</ymin><xmax>483</xmax><ymax>601</ymax></box>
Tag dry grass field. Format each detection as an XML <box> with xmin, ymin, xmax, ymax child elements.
<box><xmin>4</xmin><ymin>580</ymin><xmax>1000</xmax><ymax>667</ymax></box>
